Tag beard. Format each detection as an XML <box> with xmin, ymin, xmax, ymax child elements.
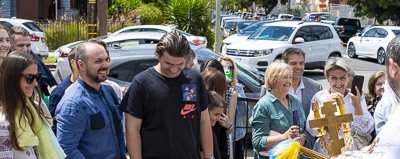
<box><xmin>388</xmin><ymin>75</ymin><xmax>400</xmax><ymax>97</ymax></box>
<box><xmin>86</xmin><ymin>67</ymin><xmax>107</xmax><ymax>83</ymax></box>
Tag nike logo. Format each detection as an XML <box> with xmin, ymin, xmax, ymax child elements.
<box><xmin>181</xmin><ymin>104</ymin><xmax>197</xmax><ymax>115</ymax></box>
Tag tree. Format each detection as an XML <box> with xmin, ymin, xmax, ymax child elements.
<box><xmin>167</xmin><ymin>0</ymin><xmax>214</xmax><ymax>48</ymax></box>
<box><xmin>348</xmin><ymin>0</ymin><xmax>400</xmax><ymax>25</ymax></box>
<box><xmin>257</xmin><ymin>0</ymin><xmax>288</xmax><ymax>15</ymax></box>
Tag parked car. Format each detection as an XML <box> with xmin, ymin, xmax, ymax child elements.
<box><xmin>302</xmin><ymin>12</ymin><xmax>336</xmax><ymax>21</ymax></box>
<box><xmin>110</xmin><ymin>25</ymin><xmax>207</xmax><ymax>47</ymax></box>
<box><xmin>222</xmin><ymin>20</ymin><xmax>278</xmax><ymax>47</ymax></box>
<box><xmin>333</xmin><ymin>17</ymin><xmax>362</xmax><ymax>43</ymax></box>
<box><xmin>222</xmin><ymin>19</ymin><xmax>243</xmax><ymax>38</ymax></box>
<box><xmin>220</xmin><ymin>17</ymin><xmax>242</xmax><ymax>29</ymax></box>
<box><xmin>252</xmin><ymin>13</ymin><xmax>266</xmax><ymax>20</ymax></box>
<box><xmin>347</xmin><ymin>26</ymin><xmax>400</xmax><ymax>64</ymax></box>
<box><xmin>53</xmin><ymin>32</ymin><xmax>164</xmax><ymax>62</ymax></box>
<box><xmin>291</xmin><ymin>16</ymin><xmax>303</xmax><ymax>21</ymax></box>
<box><xmin>244</xmin><ymin>13</ymin><xmax>253</xmax><ymax>20</ymax></box>
<box><xmin>222</xmin><ymin>21</ymin><xmax>343</xmax><ymax>71</ymax></box>
<box><xmin>54</xmin><ymin>32</ymin><xmax>166</xmax><ymax>83</ymax></box>
<box><xmin>266</xmin><ymin>14</ymin><xmax>278</xmax><ymax>20</ymax></box>
<box><xmin>276</xmin><ymin>14</ymin><xmax>294</xmax><ymax>20</ymax></box>
<box><xmin>230</xmin><ymin>20</ymin><xmax>258</xmax><ymax>35</ymax></box>
<box><xmin>0</xmin><ymin>18</ymin><xmax>49</xmax><ymax>59</ymax></box>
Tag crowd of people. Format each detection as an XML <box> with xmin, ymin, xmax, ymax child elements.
<box><xmin>0</xmin><ymin>23</ymin><xmax>399</xmax><ymax>159</ymax></box>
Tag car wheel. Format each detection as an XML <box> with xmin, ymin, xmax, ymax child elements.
<box><xmin>348</xmin><ymin>43</ymin><xmax>358</xmax><ymax>58</ymax></box>
<box><xmin>377</xmin><ymin>48</ymin><xmax>385</xmax><ymax>64</ymax></box>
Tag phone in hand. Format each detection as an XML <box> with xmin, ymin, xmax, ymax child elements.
<box><xmin>350</xmin><ymin>75</ymin><xmax>364</xmax><ymax>96</ymax></box>
<box><xmin>292</xmin><ymin>109</ymin><xmax>300</xmax><ymax>129</ymax></box>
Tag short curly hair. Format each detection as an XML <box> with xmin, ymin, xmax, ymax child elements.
<box><xmin>264</xmin><ymin>60</ymin><xmax>293</xmax><ymax>89</ymax></box>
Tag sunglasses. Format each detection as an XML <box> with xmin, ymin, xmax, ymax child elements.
<box><xmin>21</xmin><ymin>72</ymin><xmax>42</xmax><ymax>84</ymax></box>
<box><xmin>223</xmin><ymin>66</ymin><xmax>234</xmax><ymax>71</ymax></box>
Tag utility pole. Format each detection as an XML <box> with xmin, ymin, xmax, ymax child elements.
<box><xmin>88</xmin><ymin>0</ymin><xmax>97</xmax><ymax>39</ymax></box>
<box><xmin>214</xmin><ymin>0</ymin><xmax>221</xmax><ymax>52</ymax></box>
<box><xmin>98</xmin><ymin>0</ymin><xmax>107</xmax><ymax>36</ymax></box>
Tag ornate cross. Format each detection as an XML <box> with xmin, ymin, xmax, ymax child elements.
<box><xmin>309</xmin><ymin>101</ymin><xmax>354</xmax><ymax>156</ymax></box>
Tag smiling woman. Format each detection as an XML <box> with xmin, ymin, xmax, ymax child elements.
<box><xmin>0</xmin><ymin>51</ymin><xmax>65</xmax><ymax>158</ymax></box>
<box><xmin>306</xmin><ymin>57</ymin><xmax>374</xmax><ymax>156</ymax></box>
<box><xmin>250</xmin><ymin>61</ymin><xmax>308</xmax><ymax>159</ymax></box>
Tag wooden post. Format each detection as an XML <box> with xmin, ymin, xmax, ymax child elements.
<box><xmin>98</xmin><ymin>0</ymin><xmax>107</xmax><ymax>36</ymax></box>
<box><xmin>309</xmin><ymin>101</ymin><xmax>354</xmax><ymax>156</ymax></box>
<box><xmin>88</xmin><ymin>0</ymin><xmax>97</xmax><ymax>39</ymax></box>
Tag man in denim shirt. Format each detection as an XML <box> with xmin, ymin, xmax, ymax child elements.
<box><xmin>56</xmin><ymin>40</ymin><xmax>125</xmax><ymax>159</ymax></box>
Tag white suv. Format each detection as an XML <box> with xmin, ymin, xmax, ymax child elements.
<box><xmin>222</xmin><ymin>21</ymin><xmax>343</xmax><ymax>71</ymax></box>
<box><xmin>0</xmin><ymin>18</ymin><xmax>49</xmax><ymax>59</ymax></box>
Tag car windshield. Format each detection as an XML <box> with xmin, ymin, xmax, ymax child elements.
<box><xmin>248</xmin><ymin>26</ymin><xmax>295</xmax><ymax>41</ymax></box>
<box><xmin>392</xmin><ymin>30</ymin><xmax>400</xmax><ymax>36</ymax></box>
<box><xmin>225</xmin><ymin>22</ymin><xmax>235</xmax><ymax>29</ymax></box>
<box><xmin>173</xmin><ymin>29</ymin><xmax>193</xmax><ymax>36</ymax></box>
<box><xmin>338</xmin><ymin>19</ymin><xmax>360</xmax><ymax>27</ymax></box>
<box><xmin>238</xmin><ymin>22</ymin><xmax>255</xmax><ymax>30</ymax></box>
<box><xmin>242</xmin><ymin>22</ymin><xmax>268</xmax><ymax>34</ymax></box>
<box><xmin>23</xmin><ymin>22</ymin><xmax>43</xmax><ymax>32</ymax></box>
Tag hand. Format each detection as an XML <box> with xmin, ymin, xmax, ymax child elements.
<box><xmin>284</xmin><ymin>125</ymin><xmax>300</xmax><ymax>139</ymax></box>
<box><xmin>121</xmin><ymin>87</ymin><xmax>127</xmax><ymax>96</ymax></box>
<box><xmin>350</xmin><ymin>86</ymin><xmax>363</xmax><ymax>114</ymax></box>
<box><xmin>294</xmin><ymin>133</ymin><xmax>307</xmax><ymax>146</ymax></box>
<box><xmin>218</xmin><ymin>113</ymin><xmax>232</xmax><ymax>129</ymax></box>
<box><xmin>325</xmin><ymin>92</ymin><xmax>343</xmax><ymax>103</ymax></box>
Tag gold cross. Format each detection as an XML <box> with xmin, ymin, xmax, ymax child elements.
<box><xmin>309</xmin><ymin>101</ymin><xmax>354</xmax><ymax>156</ymax></box>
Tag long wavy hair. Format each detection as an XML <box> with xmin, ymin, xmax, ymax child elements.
<box><xmin>0</xmin><ymin>51</ymin><xmax>46</xmax><ymax>151</ymax></box>
<box><xmin>201</xmin><ymin>67</ymin><xmax>227</xmax><ymax>99</ymax></box>
<box><xmin>218</xmin><ymin>56</ymin><xmax>238</xmax><ymax>88</ymax></box>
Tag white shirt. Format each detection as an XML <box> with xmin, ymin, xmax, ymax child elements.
<box><xmin>306</xmin><ymin>90</ymin><xmax>375</xmax><ymax>156</ymax></box>
<box><xmin>289</xmin><ymin>79</ymin><xmax>305</xmax><ymax>102</ymax></box>
<box><xmin>0</xmin><ymin>113</ymin><xmax>37</xmax><ymax>159</ymax></box>
<box><xmin>338</xmin><ymin>100</ymin><xmax>400</xmax><ymax>159</ymax></box>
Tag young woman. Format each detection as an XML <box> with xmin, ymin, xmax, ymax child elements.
<box><xmin>207</xmin><ymin>91</ymin><xmax>227</xmax><ymax>159</ymax></box>
<box><xmin>0</xmin><ymin>51</ymin><xmax>65</xmax><ymax>158</ymax></box>
<box><xmin>0</xmin><ymin>25</ymin><xmax>10</xmax><ymax>64</ymax></box>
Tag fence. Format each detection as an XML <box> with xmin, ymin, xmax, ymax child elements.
<box><xmin>35</xmin><ymin>19</ymin><xmax>135</xmax><ymax>50</ymax></box>
<box><xmin>233</xmin><ymin>96</ymin><xmax>259</xmax><ymax>159</ymax></box>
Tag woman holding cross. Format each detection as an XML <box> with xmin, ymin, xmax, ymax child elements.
<box><xmin>306</xmin><ymin>57</ymin><xmax>374</xmax><ymax>156</ymax></box>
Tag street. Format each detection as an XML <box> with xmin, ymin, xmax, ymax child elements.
<box><xmin>305</xmin><ymin>45</ymin><xmax>385</xmax><ymax>91</ymax></box>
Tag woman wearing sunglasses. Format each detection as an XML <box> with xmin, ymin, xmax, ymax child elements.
<box><xmin>0</xmin><ymin>51</ymin><xmax>65</xmax><ymax>158</ymax></box>
<box><xmin>218</xmin><ymin>56</ymin><xmax>249</xmax><ymax>159</ymax></box>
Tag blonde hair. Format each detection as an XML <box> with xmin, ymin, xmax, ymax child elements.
<box><xmin>324</xmin><ymin>57</ymin><xmax>354</xmax><ymax>79</ymax></box>
<box><xmin>217</xmin><ymin>56</ymin><xmax>238</xmax><ymax>88</ymax></box>
<box><xmin>264</xmin><ymin>60</ymin><xmax>293</xmax><ymax>89</ymax></box>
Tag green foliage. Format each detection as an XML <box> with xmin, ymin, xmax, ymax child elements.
<box><xmin>41</xmin><ymin>18</ymin><xmax>88</xmax><ymax>50</ymax></box>
<box><xmin>135</xmin><ymin>3</ymin><xmax>164</xmax><ymax>25</ymax></box>
<box><xmin>40</xmin><ymin>17</ymin><xmax>135</xmax><ymax>50</ymax></box>
<box><xmin>348</xmin><ymin>0</ymin><xmax>400</xmax><ymax>25</ymax></box>
<box><xmin>257</xmin><ymin>0</ymin><xmax>288</xmax><ymax>15</ymax></box>
<box><xmin>108</xmin><ymin>0</ymin><xmax>142</xmax><ymax>20</ymax></box>
<box><xmin>167</xmin><ymin>0</ymin><xmax>214</xmax><ymax>48</ymax></box>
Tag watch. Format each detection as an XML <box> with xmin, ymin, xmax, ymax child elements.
<box><xmin>204</xmin><ymin>157</ymin><xmax>215</xmax><ymax>159</ymax></box>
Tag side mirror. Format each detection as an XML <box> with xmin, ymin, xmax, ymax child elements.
<box><xmin>294</xmin><ymin>37</ymin><xmax>305</xmax><ymax>44</ymax></box>
<box><xmin>239</xmin><ymin>30</ymin><xmax>244</xmax><ymax>34</ymax></box>
<box><xmin>355</xmin><ymin>33</ymin><xmax>361</xmax><ymax>37</ymax></box>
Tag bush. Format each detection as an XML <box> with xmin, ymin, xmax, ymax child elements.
<box><xmin>167</xmin><ymin>0</ymin><xmax>214</xmax><ymax>48</ymax></box>
<box><xmin>108</xmin><ymin>0</ymin><xmax>143</xmax><ymax>21</ymax></box>
<box><xmin>135</xmin><ymin>3</ymin><xmax>164</xmax><ymax>25</ymax></box>
<box><xmin>38</xmin><ymin>17</ymin><xmax>136</xmax><ymax>50</ymax></box>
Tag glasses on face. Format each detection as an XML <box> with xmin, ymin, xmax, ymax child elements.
<box><xmin>21</xmin><ymin>72</ymin><xmax>42</xmax><ymax>84</ymax></box>
<box><xmin>223</xmin><ymin>66</ymin><xmax>234</xmax><ymax>71</ymax></box>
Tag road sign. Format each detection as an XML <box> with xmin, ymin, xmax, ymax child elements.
<box><xmin>290</xmin><ymin>0</ymin><xmax>296</xmax><ymax>9</ymax></box>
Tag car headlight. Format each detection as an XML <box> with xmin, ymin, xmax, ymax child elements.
<box><xmin>254</xmin><ymin>49</ymin><xmax>273</xmax><ymax>56</ymax></box>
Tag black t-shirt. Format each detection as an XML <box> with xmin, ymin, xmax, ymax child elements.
<box><xmin>119</xmin><ymin>67</ymin><xmax>209</xmax><ymax>159</ymax></box>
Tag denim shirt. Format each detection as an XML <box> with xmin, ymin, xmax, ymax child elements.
<box><xmin>55</xmin><ymin>78</ymin><xmax>125</xmax><ymax>159</ymax></box>
<box><xmin>249</xmin><ymin>91</ymin><xmax>307</xmax><ymax>159</ymax></box>
<box><xmin>232</xmin><ymin>84</ymin><xmax>249</xmax><ymax>141</ymax></box>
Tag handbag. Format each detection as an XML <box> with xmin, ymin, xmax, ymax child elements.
<box><xmin>353</xmin><ymin>114</ymin><xmax>373</xmax><ymax>149</ymax></box>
